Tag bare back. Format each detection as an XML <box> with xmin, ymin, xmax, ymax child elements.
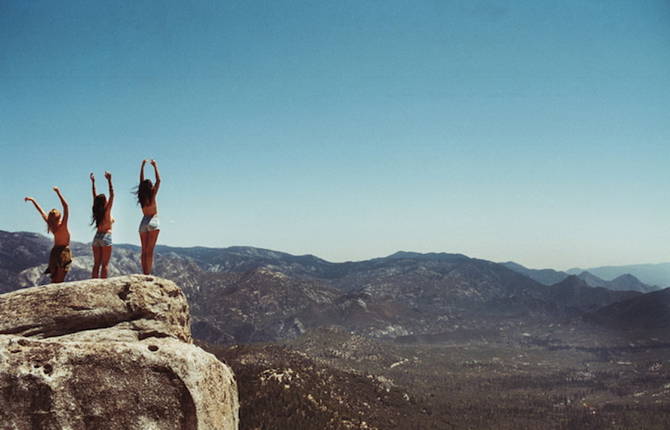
<box><xmin>141</xmin><ymin>190</ymin><xmax>158</xmax><ymax>216</ymax></box>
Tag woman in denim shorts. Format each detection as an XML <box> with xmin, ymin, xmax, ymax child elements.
<box><xmin>90</xmin><ymin>171</ymin><xmax>114</xmax><ymax>278</ymax></box>
<box><xmin>136</xmin><ymin>159</ymin><xmax>161</xmax><ymax>275</ymax></box>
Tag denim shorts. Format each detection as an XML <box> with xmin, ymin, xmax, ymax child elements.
<box><xmin>139</xmin><ymin>215</ymin><xmax>160</xmax><ymax>233</ymax></box>
<box><xmin>92</xmin><ymin>231</ymin><xmax>112</xmax><ymax>247</ymax></box>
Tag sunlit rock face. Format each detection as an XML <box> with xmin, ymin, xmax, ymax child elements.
<box><xmin>0</xmin><ymin>275</ymin><xmax>239</xmax><ymax>430</ymax></box>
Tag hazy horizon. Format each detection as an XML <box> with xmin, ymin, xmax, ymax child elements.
<box><xmin>2</xmin><ymin>1</ymin><xmax>669</xmax><ymax>270</ymax></box>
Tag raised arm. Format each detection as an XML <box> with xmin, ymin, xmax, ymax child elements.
<box><xmin>150</xmin><ymin>159</ymin><xmax>161</xmax><ymax>193</ymax></box>
<box><xmin>53</xmin><ymin>187</ymin><xmax>69</xmax><ymax>225</ymax></box>
<box><xmin>24</xmin><ymin>197</ymin><xmax>48</xmax><ymax>223</ymax></box>
<box><xmin>90</xmin><ymin>173</ymin><xmax>97</xmax><ymax>200</ymax></box>
<box><xmin>105</xmin><ymin>171</ymin><xmax>114</xmax><ymax>208</ymax></box>
<box><xmin>140</xmin><ymin>159</ymin><xmax>147</xmax><ymax>182</ymax></box>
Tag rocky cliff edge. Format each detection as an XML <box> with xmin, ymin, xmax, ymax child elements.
<box><xmin>0</xmin><ymin>274</ymin><xmax>239</xmax><ymax>430</ymax></box>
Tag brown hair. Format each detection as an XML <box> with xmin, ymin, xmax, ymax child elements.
<box><xmin>91</xmin><ymin>194</ymin><xmax>107</xmax><ymax>228</ymax></box>
<box><xmin>136</xmin><ymin>179</ymin><xmax>154</xmax><ymax>207</ymax></box>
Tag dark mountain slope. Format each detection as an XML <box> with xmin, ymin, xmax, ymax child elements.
<box><xmin>0</xmin><ymin>231</ymin><xmax>51</xmax><ymax>292</ymax></box>
<box><xmin>0</xmin><ymin>231</ymin><xmax>51</xmax><ymax>272</ymax></box>
<box><xmin>501</xmin><ymin>261</ymin><xmax>569</xmax><ymax>286</ymax></box>
<box><xmin>577</xmin><ymin>271</ymin><xmax>608</xmax><ymax>288</ymax></box>
<box><xmin>545</xmin><ymin>276</ymin><xmax>641</xmax><ymax>312</ymax></box>
<box><xmin>608</xmin><ymin>273</ymin><xmax>655</xmax><ymax>293</ymax></box>
<box><xmin>585</xmin><ymin>287</ymin><xmax>670</xmax><ymax>330</ymax></box>
<box><xmin>189</xmin><ymin>268</ymin><xmax>342</xmax><ymax>343</ymax></box>
<box><xmin>203</xmin><ymin>341</ymin><xmax>418</xmax><ymax>430</ymax></box>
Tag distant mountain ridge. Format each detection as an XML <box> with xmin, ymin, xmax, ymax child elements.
<box><xmin>386</xmin><ymin>251</ymin><xmax>470</xmax><ymax>261</ymax></box>
<box><xmin>502</xmin><ymin>261</ymin><xmax>655</xmax><ymax>293</ymax></box>
<box><xmin>567</xmin><ymin>263</ymin><xmax>670</xmax><ymax>288</ymax></box>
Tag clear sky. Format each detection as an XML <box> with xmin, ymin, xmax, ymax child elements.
<box><xmin>1</xmin><ymin>0</ymin><xmax>669</xmax><ymax>270</ymax></box>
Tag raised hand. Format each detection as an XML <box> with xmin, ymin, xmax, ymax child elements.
<box><xmin>104</xmin><ymin>171</ymin><xmax>112</xmax><ymax>180</ymax></box>
<box><xmin>90</xmin><ymin>172</ymin><xmax>95</xmax><ymax>182</ymax></box>
<box><xmin>150</xmin><ymin>159</ymin><xmax>157</xmax><ymax>167</ymax></box>
<box><xmin>53</xmin><ymin>186</ymin><xmax>60</xmax><ymax>193</ymax></box>
<box><xmin>24</xmin><ymin>196</ymin><xmax>47</xmax><ymax>220</ymax></box>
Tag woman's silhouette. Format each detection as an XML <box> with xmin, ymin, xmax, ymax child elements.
<box><xmin>24</xmin><ymin>187</ymin><xmax>71</xmax><ymax>283</ymax></box>
<box><xmin>136</xmin><ymin>159</ymin><xmax>161</xmax><ymax>274</ymax></box>
<box><xmin>90</xmin><ymin>171</ymin><xmax>114</xmax><ymax>278</ymax></box>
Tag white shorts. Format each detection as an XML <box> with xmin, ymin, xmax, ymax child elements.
<box><xmin>139</xmin><ymin>215</ymin><xmax>160</xmax><ymax>233</ymax></box>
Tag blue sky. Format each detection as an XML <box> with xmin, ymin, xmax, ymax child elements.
<box><xmin>1</xmin><ymin>0</ymin><xmax>669</xmax><ymax>269</ymax></box>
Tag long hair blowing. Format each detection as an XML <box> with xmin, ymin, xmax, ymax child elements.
<box><xmin>47</xmin><ymin>209</ymin><xmax>60</xmax><ymax>233</ymax></box>
<box><xmin>136</xmin><ymin>179</ymin><xmax>153</xmax><ymax>207</ymax></box>
<box><xmin>91</xmin><ymin>194</ymin><xmax>107</xmax><ymax>227</ymax></box>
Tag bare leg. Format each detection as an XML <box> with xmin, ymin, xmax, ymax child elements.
<box><xmin>100</xmin><ymin>246</ymin><xmax>112</xmax><ymax>279</ymax></box>
<box><xmin>140</xmin><ymin>232</ymin><xmax>149</xmax><ymax>274</ymax></box>
<box><xmin>92</xmin><ymin>246</ymin><xmax>102</xmax><ymax>278</ymax></box>
<box><xmin>52</xmin><ymin>268</ymin><xmax>66</xmax><ymax>283</ymax></box>
<box><xmin>144</xmin><ymin>230</ymin><xmax>160</xmax><ymax>275</ymax></box>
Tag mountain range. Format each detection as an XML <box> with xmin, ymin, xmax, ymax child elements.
<box><xmin>2</xmin><ymin>230</ymin><xmax>668</xmax><ymax>345</ymax></box>
<box><xmin>5</xmin><ymin>229</ymin><xmax>670</xmax><ymax>429</ymax></box>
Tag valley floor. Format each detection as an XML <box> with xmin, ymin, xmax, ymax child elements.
<box><xmin>204</xmin><ymin>323</ymin><xmax>670</xmax><ymax>430</ymax></box>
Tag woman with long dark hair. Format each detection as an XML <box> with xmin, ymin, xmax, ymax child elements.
<box><xmin>90</xmin><ymin>171</ymin><xmax>114</xmax><ymax>278</ymax></box>
<box><xmin>136</xmin><ymin>159</ymin><xmax>161</xmax><ymax>274</ymax></box>
<box><xmin>24</xmin><ymin>187</ymin><xmax>71</xmax><ymax>283</ymax></box>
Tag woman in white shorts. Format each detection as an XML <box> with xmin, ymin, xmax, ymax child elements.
<box><xmin>136</xmin><ymin>159</ymin><xmax>161</xmax><ymax>274</ymax></box>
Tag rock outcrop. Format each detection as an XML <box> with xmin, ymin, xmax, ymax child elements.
<box><xmin>0</xmin><ymin>275</ymin><xmax>238</xmax><ymax>430</ymax></box>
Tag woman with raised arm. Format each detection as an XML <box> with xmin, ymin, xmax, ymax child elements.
<box><xmin>90</xmin><ymin>171</ymin><xmax>114</xmax><ymax>278</ymax></box>
<box><xmin>136</xmin><ymin>159</ymin><xmax>161</xmax><ymax>274</ymax></box>
<box><xmin>24</xmin><ymin>187</ymin><xmax>72</xmax><ymax>283</ymax></box>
